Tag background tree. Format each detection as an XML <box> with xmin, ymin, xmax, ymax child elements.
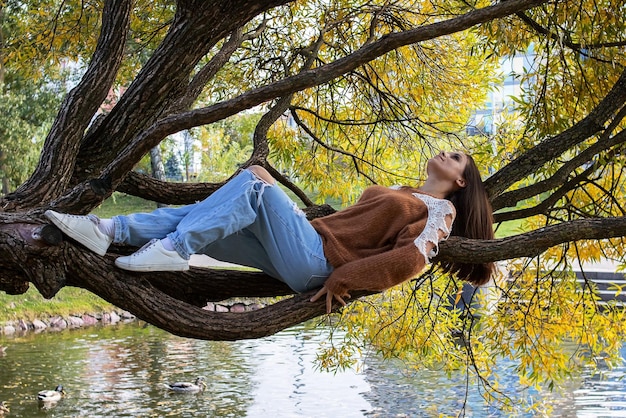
<box><xmin>0</xmin><ymin>78</ymin><xmax>60</xmax><ymax>193</ymax></box>
<box><xmin>0</xmin><ymin>0</ymin><xmax>625</xmax><ymax>409</ymax></box>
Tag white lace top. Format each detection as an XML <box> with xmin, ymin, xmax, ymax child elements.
<box><xmin>411</xmin><ymin>193</ymin><xmax>455</xmax><ymax>264</ymax></box>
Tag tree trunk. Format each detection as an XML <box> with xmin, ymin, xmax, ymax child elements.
<box><xmin>150</xmin><ymin>146</ymin><xmax>167</xmax><ymax>208</ymax></box>
<box><xmin>2</xmin><ymin>0</ymin><xmax>625</xmax><ymax>343</ymax></box>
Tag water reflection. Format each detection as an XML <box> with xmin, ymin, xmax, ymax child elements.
<box><xmin>0</xmin><ymin>323</ymin><xmax>371</xmax><ymax>417</ymax></box>
<box><xmin>245</xmin><ymin>329</ymin><xmax>370</xmax><ymax>416</ymax></box>
<box><xmin>1</xmin><ymin>323</ymin><xmax>626</xmax><ymax>417</ymax></box>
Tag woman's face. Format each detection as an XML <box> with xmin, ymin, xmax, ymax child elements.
<box><xmin>427</xmin><ymin>151</ymin><xmax>468</xmax><ymax>188</ymax></box>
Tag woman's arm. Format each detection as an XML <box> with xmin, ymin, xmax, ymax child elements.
<box><xmin>311</xmin><ymin>208</ymin><xmax>455</xmax><ymax>313</ymax></box>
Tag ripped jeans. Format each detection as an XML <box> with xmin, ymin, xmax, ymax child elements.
<box><xmin>111</xmin><ymin>169</ymin><xmax>333</xmax><ymax>292</ymax></box>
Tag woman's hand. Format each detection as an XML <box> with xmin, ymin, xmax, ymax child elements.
<box><xmin>310</xmin><ymin>285</ymin><xmax>350</xmax><ymax>314</ymax></box>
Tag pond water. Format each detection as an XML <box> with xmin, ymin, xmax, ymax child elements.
<box><xmin>1</xmin><ymin>321</ymin><xmax>626</xmax><ymax>417</ymax></box>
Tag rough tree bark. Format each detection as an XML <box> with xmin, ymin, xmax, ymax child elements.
<box><xmin>1</xmin><ymin>0</ymin><xmax>625</xmax><ymax>341</ymax></box>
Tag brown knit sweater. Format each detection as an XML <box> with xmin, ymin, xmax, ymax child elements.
<box><xmin>311</xmin><ymin>185</ymin><xmax>455</xmax><ymax>296</ymax></box>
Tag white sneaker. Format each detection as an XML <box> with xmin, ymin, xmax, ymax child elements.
<box><xmin>44</xmin><ymin>210</ymin><xmax>113</xmax><ymax>256</ymax></box>
<box><xmin>115</xmin><ymin>239</ymin><xmax>189</xmax><ymax>272</ymax></box>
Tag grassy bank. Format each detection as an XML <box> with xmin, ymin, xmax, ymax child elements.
<box><xmin>0</xmin><ymin>288</ymin><xmax>114</xmax><ymax>323</ymax></box>
<box><xmin>1</xmin><ymin>194</ymin><xmax>158</xmax><ymax>324</ymax></box>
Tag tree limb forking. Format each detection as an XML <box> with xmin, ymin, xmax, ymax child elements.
<box><xmin>71</xmin><ymin>1</ymin><xmax>292</xmax><ymax>195</ymax></box>
<box><xmin>248</xmin><ymin>29</ymin><xmax>325</xmax><ymax>160</ymax></box>
<box><xmin>492</xmin><ymin>126</ymin><xmax>626</xmax><ymax>211</ymax></box>
<box><xmin>170</xmin><ymin>26</ymin><xmax>251</xmax><ymax>113</ymax></box>
<box><xmin>485</xmin><ymin>68</ymin><xmax>626</xmax><ymax>198</ymax></box>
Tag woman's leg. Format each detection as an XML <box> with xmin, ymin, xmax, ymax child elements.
<box><xmin>113</xmin><ymin>168</ymin><xmax>261</xmax><ymax>247</ymax></box>
<box><xmin>163</xmin><ymin>168</ymin><xmax>272</xmax><ymax>259</ymax></box>
<box><xmin>116</xmin><ymin>166</ymin><xmax>333</xmax><ymax>291</ymax></box>
<box><xmin>45</xmin><ymin>168</ymin><xmax>297</xmax><ymax>264</ymax></box>
<box><xmin>195</xmin><ymin>167</ymin><xmax>333</xmax><ymax>292</ymax></box>
<box><xmin>113</xmin><ymin>205</ymin><xmax>194</xmax><ymax>247</ymax></box>
<box><xmin>112</xmin><ymin>169</ymin><xmax>265</xmax><ymax>271</ymax></box>
<box><xmin>201</xmin><ymin>232</ymin><xmax>282</xmax><ymax>279</ymax></box>
<box><xmin>44</xmin><ymin>197</ymin><xmax>198</xmax><ymax>255</ymax></box>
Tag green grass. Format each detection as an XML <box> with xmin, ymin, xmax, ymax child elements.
<box><xmin>0</xmin><ymin>287</ymin><xmax>114</xmax><ymax>323</ymax></box>
<box><xmin>494</xmin><ymin>220</ymin><xmax>525</xmax><ymax>238</ymax></box>
<box><xmin>92</xmin><ymin>192</ymin><xmax>160</xmax><ymax>218</ymax></box>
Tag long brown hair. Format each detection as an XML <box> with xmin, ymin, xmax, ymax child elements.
<box><xmin>441</xmin><ymin>154</ymin><xmax>495</xmax><ymax>286</ymax></box>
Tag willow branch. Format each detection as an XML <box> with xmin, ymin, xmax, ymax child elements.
<box><xmin>492</xmin><ymin>125</ymin><xmax>626</xmax><ymax>211</ymax></box>
<box><xmin>289</xmin><ymin>110</ymin><xmax>384</xmax><ymax>183</ymax></box>
<box><xmin>485</xmin><ymin>68</ymin><xmax>626</xmax><ymax>197</ymax></box>
<box><xmin>516</xmin><ymin>11</ymin><xmax>625</xmax><ymax>66</ymax></box>
<box><xmin>493</xmin><ymin>165</ymin><xmax>595</xmax><ymax>222</ymax></box>
<box><xmin>101</xmin><ymin>0</ymin><xmax>551</xmax><ymax>189</ymax></box>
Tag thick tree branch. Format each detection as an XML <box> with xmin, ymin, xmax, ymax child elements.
<box><xmin>4</xmin><ymin>0</ymin><xmax>131</xmax><ymax>207</ymax></box>
<box><xmin>118</xmin><ymin>172</ymin><xmax>227</xmax><ymax>205</ymax></box>
<box><xmin>437</xmin><ymin>216</ymin><xmax>626</xmax><ymax>264</ymax></box>
<box><xmin>50</xmin><ymin>243</ymin><xmax>369</xmax><ymax>340</ymax></box>
<box><xmin>485</xmin><ymin>68</ymin><xmax>626</xmax><ymax>198</ymax></box>
<box><xmin>492</xmin><ymin>125</ymin><xmax>626</xmax><ymax>211</ymax></box>
<box><xmin>120</xmin><ymin>174</ymin><xmax>336</xmax><ymax>219</ymax></box>
<box><xmin>77</xmin><ymin>269</ymin><xmax>356</xmax><ymax>341</ymax></box>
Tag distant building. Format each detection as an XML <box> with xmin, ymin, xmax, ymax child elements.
<box><xmin>467</xmin><ymin>47</ymin><xmax>536</xmax><ymax>136</ymax></box>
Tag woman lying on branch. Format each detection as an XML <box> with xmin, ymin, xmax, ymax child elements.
<box><xmin>46</xmin><ymin>151</ymin><xmax>494</xmax><ymax>313</ymax></box>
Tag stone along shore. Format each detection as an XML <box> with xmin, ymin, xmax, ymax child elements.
<box><xmin>1</xmin><ymin>310</ymin><xmax>137</xmax><ymax>336</ymax></box>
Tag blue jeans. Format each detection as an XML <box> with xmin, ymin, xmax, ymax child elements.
<box><xmin>112</xmin><ymin>169</ymin><xmax>333</xmax><ymax>292</ymax></box>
